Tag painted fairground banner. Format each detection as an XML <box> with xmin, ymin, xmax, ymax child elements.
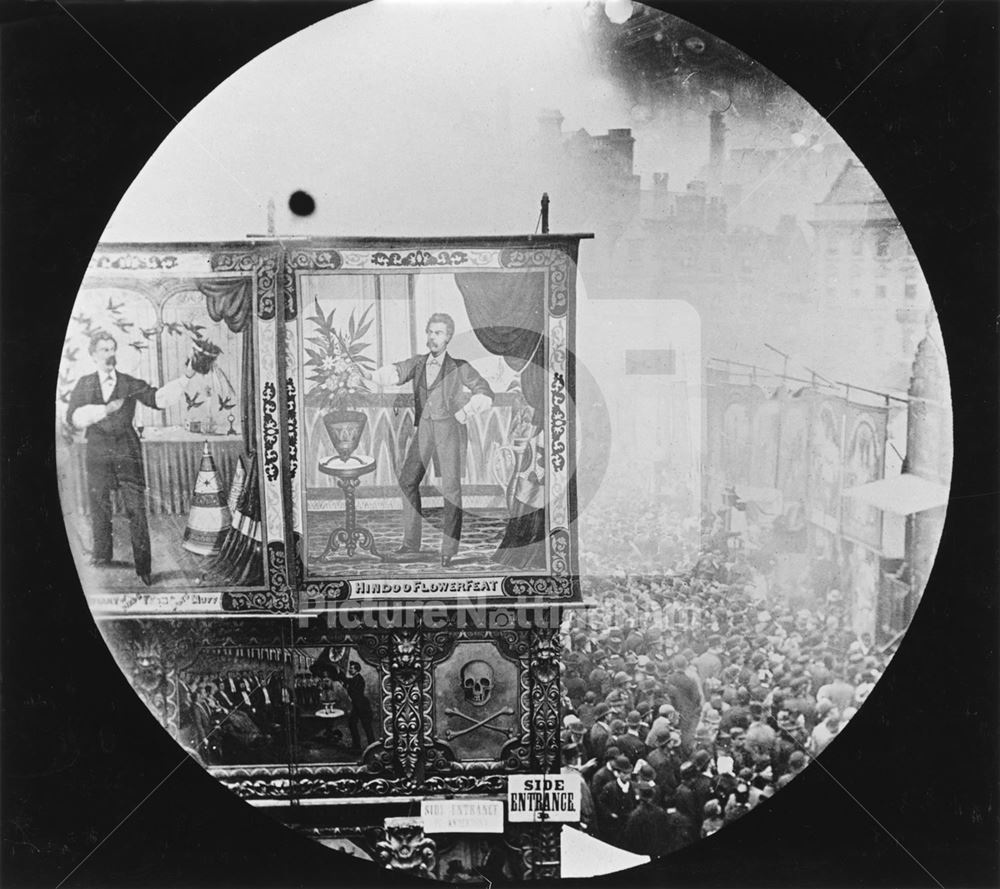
<box><xmin>703</xmin><ymin>377</ymin><xmax>767</xmax><ymax>500</ymax></box>
<box><xmin>840</xmin><ymin>401</ymin><xmax>888</xmax><ymax>549</ymax></box>
<box><xmin>58</xmin><ymin>237</ymin><xmax>587</xmax><ymax>616</ymax></box>
<box><xmin>748</xmin><ymin>396</ymin><xmax>782</xmax><ymax>489</ymax></box>
<box><xmin>804</xmin><ymin>392</ymin><xmax>848</xmax><ymax>534</ymax></box>
<box><xmin>704</xmin><ymin>382</ymin><xmax>889</xmax><ymax>547</ymax></box>
<box><xmin>775</xmin><ymin>392</ymin><xmax>810</xmax><ymax>506</ymax></box>
<box><xmin>57</xmin><ymin>243</ymin><xmax>282</xmax><ymax>615</ymax></box>
<box><xmin>283</xmin><ymin>236</ymin><xmax>587</xmax><ymax>610</ymax></box>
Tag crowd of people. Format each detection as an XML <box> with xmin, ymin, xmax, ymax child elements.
<box><xmin>172</xmin><ymin>485</ymin><xmax>889</xmax><ymax>862</ymax></box>
<box><xmin>559</xmin><ymin>489</ymin><xmax>889</xmax><ymax>857</ymax></box>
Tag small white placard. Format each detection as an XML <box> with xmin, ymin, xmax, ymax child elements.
<box><xmin>420</xmin><ymin>799</ymin><xmax>504</xmax><ymax>834</ymax></box>
<box><xmin>507</xmin><ymin>773</ymin><xmax>581</xmax><ymax>823</ymax></box>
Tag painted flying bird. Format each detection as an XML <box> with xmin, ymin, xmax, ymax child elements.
<box><xmin>129</xmin><ymin>340</ymin><xmax>148</xmax><ymax>352</ymax></box>
<box><xmin>71</xmin><ymin>312</ymin><xmax>92</xmax><ymax>329</ymax></box>
<box><xmin>163</xmin><ymin>321</ymin><xmax>184</xmax><ymax>336</ymax></box>
<box><xmin>182</xmin><ymin>321</ymin><xmax>206</xmax><ymax>335</ymax></box>
<box><xmin>63</xmin><ymin>346</ymin><xmax>78</xmax><ymax>363</ymax></box>
<box><xmin>184</xmin><ymin>391</ymin><xmax>204</xmax><ymax>410</ymax></box>
<box><xmin>113</xmin><ymin>318</ymin><xmax>134</xmax><ymax>333</ymax></box>
<box><xmin>217</xmin><ymin>394</ymin><xmax>236</xmax><ymax>411</ymax></box>
<box><xmin>140</xmin><ymin>326</ymin><xmax>159</xmax><ymax>339</ymax></box>
<box><xmin>106</xmin><ymin>296</ymin><xmax>124</xmax><ymax>314</ymax></box>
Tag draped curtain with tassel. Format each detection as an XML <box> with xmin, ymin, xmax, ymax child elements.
<box><xmin>194</xmin><ymin>277</ymin><xmax>263</xmax><ymax>585</ymax></box>
<box><xmin>453</xmin><ymin>272</ymin><xmax>548</xmax><ymax>570</ymax></box>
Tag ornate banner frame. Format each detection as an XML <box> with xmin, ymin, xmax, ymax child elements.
<box><xmin>67</xmin><ymin>243</ymin><xmax>292</xmax><ymax>616</ymax></box>
<box><xmin>102</xmin><ymin>613</ymin><xmax>562</xmax><ymax>802</ymax></box>
<box><xmin>278</xmin><ymin>236</ymin><xmax>587</xmax><ymax>612</ymax></box>
<box><xmin>70</xmin><ymin>235</ymin><xmax>589</xmax><ymax>616</ymax></box>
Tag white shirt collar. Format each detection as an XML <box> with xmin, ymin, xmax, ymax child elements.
<box><xmin>427</xmin><ymin>351</ymin><xmax>448</xmax><ymax>364</ymax></box>
<box><xmin>100</xmin><ymin>368</ymin><xmax>117</xmax><ymax>396</ymax></box>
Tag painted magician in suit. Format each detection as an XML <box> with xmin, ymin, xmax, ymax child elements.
<box><xmin>372</xmin><ymin>313</ymin><xmax>493</xmax><ymax>567</ymax></box>
<box><xmin>67</xmin><ymin>330</ymin><xmax>201</xmax><ymax>586</ymax></box>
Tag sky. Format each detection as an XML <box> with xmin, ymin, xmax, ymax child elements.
<box><xmin>104</xmin><ymin>1</ymin><xmax>640</xmax><ymax>241</ymax></box>
<box><xmin>101</xmin><ymin>0</ymin><xmax>838</xmax><ymax>243</ymax></box>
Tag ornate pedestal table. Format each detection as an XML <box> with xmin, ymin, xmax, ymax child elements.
<box><xmin>317</xmin><ymin>454</ymin><xmax>382</xmax><ymax>561</ymax></box>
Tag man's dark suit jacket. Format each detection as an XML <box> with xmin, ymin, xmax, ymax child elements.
<box><xmin>394</xmin><ymin>353</ymin><xmax>493</xmax><ymax>428</ymax></box>
<box><xmin>597</xmin><ymin>779</ymin><xmax>638</xmax><ymax>843</ymax></box>
<box><xmin>67</xmin><ymin>371</ymin><xmax>160</xmax><ymax>485</ymax></box>
<box><xmin>621</xmin><ymin>800</ymin><xmax>672</xmax><ymax>856</ymax></box>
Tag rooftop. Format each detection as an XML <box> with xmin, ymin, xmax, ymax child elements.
<box><xmin>821</xmin><ymin>159</ymin><xmax>889</xmax><ymax>206</ymax></box>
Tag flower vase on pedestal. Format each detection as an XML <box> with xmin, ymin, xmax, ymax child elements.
<box><xmin>322</xmin><ymin>410</ymin><xmax>367</xmax><ymax>462</ymax></box>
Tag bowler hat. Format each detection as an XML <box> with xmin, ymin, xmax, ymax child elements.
<box><xmin>692</xmin><ymin>749</ymin><xmax>712</xmax><ymax>770</ymax></box>
<box><xmin>650</xmin><ymin>727</ymin><xmax>672</xmax><ymax>747</ymax></box>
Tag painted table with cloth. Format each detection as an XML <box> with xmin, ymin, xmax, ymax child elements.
<box><xmin>63</xmin><ymin>427</ymin><xmax>244</xmax><ymax>515</ymax></box>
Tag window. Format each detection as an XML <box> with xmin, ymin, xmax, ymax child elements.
<box><xmin>876</xmin><ymin>233</ymin><xmax>890</xmax><ymax>258</ymax></box>
<box><xmin>875</xmin><ymin>285</ymin><xmax>887</xmax><ymax>300</ymax></box>
<box><xmin>904</xmin><ymin>281</ymin><xmax>917</xmax><ymax>301</ymax></box>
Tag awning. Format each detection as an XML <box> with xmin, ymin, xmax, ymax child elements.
<box><xmin>842</xmin><ymin>473</ymin><xmax>949</xmax><ymax>515</ymax></box>
<box><xmin>560</xmin><ymin>826</ymin><xmax>650</xmax><ymax>878</ymax></box>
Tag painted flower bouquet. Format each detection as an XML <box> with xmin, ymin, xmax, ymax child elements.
<box><xmin>304</xmin><ymin>300</ymin><xmax>376</xmax><ymax>459</ymax></box>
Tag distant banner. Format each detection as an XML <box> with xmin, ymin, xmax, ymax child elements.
<box><xmin>705</xmin><ymin>379</ymin><xmax>766</xmax><ymax>491</ymax></box>
<box><xmin>841</xmin><ymin>401</ymin><xmax>888</xmax><ymax>548</ymax></box>
<box><xmin>705</xmin><ymin>382</ymin><xmax>888</xmax><ymax>549</ymax></box>
<box><xmin>749</xmin><ymin>398</ymin><xmax>782</xmax><ymax>488</ymax></box>
<box><xmin>776</xmin><ymin>395</ymin><xmax>810</xmax><ymax>505</ymax></box>
<box><xmin>805</xmin><ymin>393</ymin><xmax>847</xmax><ymax>532</ymax></box>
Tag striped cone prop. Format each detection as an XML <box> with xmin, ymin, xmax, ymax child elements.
<box><xmin>183</xmin><ymin>441</ymin><xmax>232</xmax><ymax>556</ymax></box>
<box><xmin>200</xmin><ymin>453</ymin><xmax>263</xmax><ymax>586</ymax></box>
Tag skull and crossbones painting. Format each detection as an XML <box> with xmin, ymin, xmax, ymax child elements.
<box><xmin>436</xmin><ymin>644</ymin><xmax>517</xmax><ymax>759</ymax></box>
<box><xmin>461</xmin><ymin>660</ymin><xmax>494</xmax><ymax>706</ymax></box>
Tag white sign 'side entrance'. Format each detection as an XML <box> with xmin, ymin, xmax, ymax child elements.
<box><xmin>420</xmin><ymin>799</ymin><xmax>505</xmax><ymax>834</ymax></box>
<box><xmin>507</xmin><ymin>773</ymin><xmax>582</xmax><ymax>823</ymax></box>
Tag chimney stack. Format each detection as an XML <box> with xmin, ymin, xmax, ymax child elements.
<box><xmin>709</xmin><ymin>110</ymin><xmax>726</xmax><ymax>171</ymax></box>
<box><xmin>537</xmin><ymin>108</ymin><xmax>565</xmax><ymax>143</ymax></box>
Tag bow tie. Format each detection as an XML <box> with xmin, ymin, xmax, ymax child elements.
<box><xmin>428</xmin><ymin>358</ymin><xmax>440</xmax><ymax>367</ymax></box>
